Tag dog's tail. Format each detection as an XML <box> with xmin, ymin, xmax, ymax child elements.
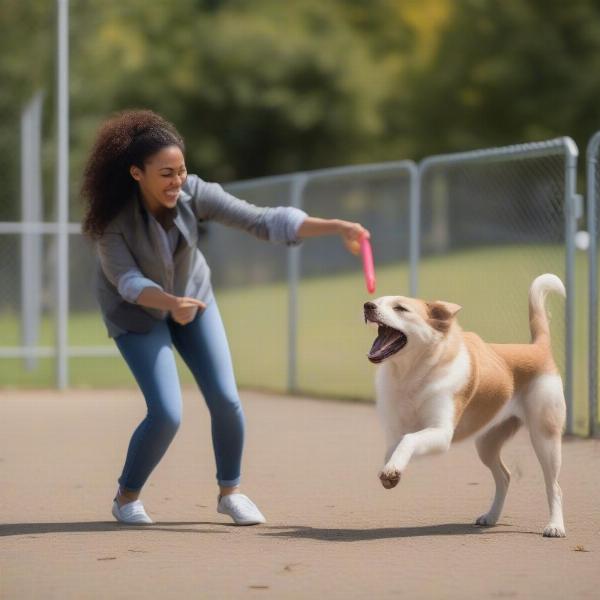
<box><xmin>529</xmin><ymin>274</ymin><xmax>565</xmax><ymax>346</ymax></box>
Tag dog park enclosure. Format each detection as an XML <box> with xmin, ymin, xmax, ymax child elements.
<box><xmin>2</xmin><ymin>130</ymin><xmax>597</xmax><ymax>435</ymax></box>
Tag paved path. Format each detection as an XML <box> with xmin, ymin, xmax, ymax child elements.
<box><xmin>1</xmin><ymin>389</ymin><xmax>599</xmax><ymax>599</ymax></box>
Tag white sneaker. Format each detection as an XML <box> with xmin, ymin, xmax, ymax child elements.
<box><xmin>217</xmin><ymin>493</ymin><xmax>266</xmax><ymax>525</ymax></box>
<box><xmin>111</xmin><ymin>499</ymin><xmax>153</xmax><ymax>525</ymax></box>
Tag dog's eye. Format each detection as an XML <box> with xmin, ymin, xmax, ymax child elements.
<box><xmin>394</xmin><ymin>305</ymin><xmax>408</xmax><ymax>312</ymax></box>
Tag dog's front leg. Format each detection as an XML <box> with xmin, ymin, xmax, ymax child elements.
<box><xmin>379</xmin><ymin>426</ymin><xmax>453</xmax><ymax>489</ymax></box>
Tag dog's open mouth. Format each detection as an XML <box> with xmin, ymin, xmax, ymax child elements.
<box><xmin>368</xmin><ymin>325</ymin><xmax>407</xmax><ymax>364</ymax></box>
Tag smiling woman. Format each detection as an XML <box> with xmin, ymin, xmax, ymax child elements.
<box><xmin>80</xmin><ymin>109</ymin><xmax>370</xmax><ymax>528</ymax></box>
<box><xmin>129</xmin><ymin>146</ymin><xmax>188</xmax><ymax>217</ymax></box>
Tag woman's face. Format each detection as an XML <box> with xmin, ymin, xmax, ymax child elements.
<box><xmin>130</xmin><ymin>145</ymin><xmax>187</xmax><ymax>216</ymax></box>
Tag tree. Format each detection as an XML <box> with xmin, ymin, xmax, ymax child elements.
<box><xmin>69</xmin><ymin>0</ymin><xmax>391</xmax><ymax>184</ymax></box>
<box><xmin>0</xmin><ymin>0</ymin><xmax>54</xmax><ymax>219</ymax></box>
<box><xmin>391</xmin><ymin>0</ymin><xmax>600</xmax><ymax>158</ymax></box>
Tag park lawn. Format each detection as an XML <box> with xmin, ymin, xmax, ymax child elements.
<box><xmin>291</xmin><ymin>244</ymin><xmax>590</xmax><ymax>435</ymax></box>
<box><xmin>0</xmin><ymin>245</ymin><xmax>592</xmax><ymax>434</ymax></box>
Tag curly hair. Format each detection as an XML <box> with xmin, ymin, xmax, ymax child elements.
<box><xmin>81</xmin><ymin>109</ymin><xmax>185</xmax><ymax>238</ymax></box>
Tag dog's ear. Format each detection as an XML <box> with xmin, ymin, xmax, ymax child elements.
<box><xmin>427</xmin><ymin>301</ymin><xmax>462</xmax><ymax>333</ymax></box>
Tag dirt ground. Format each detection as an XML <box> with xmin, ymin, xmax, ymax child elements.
<box><xmin>1</xmin><ymin>388</ymin><xmax>600</xmax><ymax>599</ymax></box>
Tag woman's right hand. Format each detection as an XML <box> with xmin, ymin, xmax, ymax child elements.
<box><xmin>296</xmin><ymin>217</ymin><xmax>369</xmax><ymax>255</ymax></box>
<box><xmin>170</xmin><ymin>296</ymin><xmax>207</xmax><ymax>325</ymax></box>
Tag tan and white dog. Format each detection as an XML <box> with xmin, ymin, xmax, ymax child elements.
<box><xmin>364</xmin><ymin>273</ymin><xmax>566</xmax><ymax>537</ymax></box>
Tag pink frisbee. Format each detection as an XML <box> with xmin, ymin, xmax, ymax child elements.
<box><xmin>360</xmin><ymin>235</ymin><xmax>376</xmax><ymax>294</ymax></box>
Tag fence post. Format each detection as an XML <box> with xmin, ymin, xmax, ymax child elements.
<box><xmin>563</xmin><ymin>138</ymin><xmax>580</xmax><ymax>435</ymax></box>
<box><xmin>20</xmin><ymin>92</ymin><xmax>44</xmax><ymax>370</ymax></box>
<box><xmin>56</xmin><ymin>0</ymin><xmax>69</xmax><ymax>389</ymax></box>
<box><xmin>408</xmin><ymin>161</ymin><xmax>420</xmax><ymax>296</ymax></box>
<box><xmin>587</xmin><ymin>133</ymin><xmax>600</xmax><ymax>437</ymax></box>
<box><xmin>287</xmin><ymin>174</ymin><xmax>307</xmax><ymax>394</ymax></box>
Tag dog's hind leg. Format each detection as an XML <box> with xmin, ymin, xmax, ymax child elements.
<box><xmin>524</xmin><ymin>374</ymin><xmax>566</xmax><ymax>537</ymax></box>
<box><xmin>475</xmin><ymin>416</ymin><xmax>521</xmax><ymax>527</ymax></box>
<box><xmin>529</xmin><ymin>428</ymin><xmax>565</xmax><ymax>537</ymax></box>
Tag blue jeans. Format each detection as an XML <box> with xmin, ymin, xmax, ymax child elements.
<box><xmin>114</xmin><ymin>300</ymin><xmax>245</xmax><ymax>491</ymax></box>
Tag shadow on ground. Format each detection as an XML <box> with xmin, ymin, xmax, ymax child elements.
<box><xmin>260</xmin><ymin>523</ymin><xmax>539</xmax><ymax>542</ymax></box>
<box><xmin>0</xmin><ymin>520</ymin><xmax>540</xmax><ymax>541</ymax></box>
<box><xmin>0</xmin><ymin>521</ymin><xmax>230</xmax><ymax>537</ymax></box>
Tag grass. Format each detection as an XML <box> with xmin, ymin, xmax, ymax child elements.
<box><xmin>0</xmin><ymin>244</ymin><xmax>594</xmax><ymax>435</ymax></box>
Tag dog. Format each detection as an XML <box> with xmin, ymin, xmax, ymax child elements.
<box><xmin>364</xmin><ymin>273</ymin><xmax>566</xmax><ymax>537</ymax></box>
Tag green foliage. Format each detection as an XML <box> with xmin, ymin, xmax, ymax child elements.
<box><xmin>394</xmin><ymin>0</ymin><xmax>600</xmax><ymax>158</ymax></box>
<box><xmin>0</xmin><ymin>0</ymin><xmax>54</xmax><ymax>220</ymax></box>
<box><xmin>67</xmin><ymin>0</ymin><xmax>392</xmax><ymax>184</ymax></box>
<box><xmin>2</xmin><ymin>0</ymin><xmax>600</xmax><ymax>218</ymax></box>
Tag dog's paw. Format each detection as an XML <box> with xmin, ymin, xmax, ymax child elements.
<box><xmin>475</xmin><ymin>513</ymin><xmax>498</xmax><ymax>527</ymax></box>
<box><xmin>379</xmin><ymin>468</ymin><xmax>401</xmax><ymax>489</ymax></box>
<box><xmin>543</xmin><ymin>524</ymin><xmax>566</xmax><ymax>538</ymax></box>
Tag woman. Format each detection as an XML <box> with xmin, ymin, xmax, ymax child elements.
<box><xmin>82</xmin><ymin>109</ymin><xmax>369</xmax><ymax>526</ymax></box>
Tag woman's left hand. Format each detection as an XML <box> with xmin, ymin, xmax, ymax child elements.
<box><xmin>170</xmin><ymin>296</ymin><xmax>207</xmax><ymax>325</ymax></box>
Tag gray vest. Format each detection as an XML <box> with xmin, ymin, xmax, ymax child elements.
<box><xmin>95</xmin><ymin>174</ymin><xmax>306</xmax><ymax>337</ymax></box>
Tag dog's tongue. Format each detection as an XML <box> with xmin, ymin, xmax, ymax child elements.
<box><xmin>368</xmin><ymin>325</ymin><xmax>406</xmax><ymax>363</ymax></box>
<box><xmin>370</xmin><ymin>326</ymin><xmax>398</xmax><ymax>353</ymax></box>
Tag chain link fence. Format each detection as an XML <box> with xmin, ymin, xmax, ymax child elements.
<box><xmin>218</xmin><ymin>175</ymin><xmax>298</xmax><ymax>392</ymax></box>
<box><xmin>418</xmin><ymin>138</ymin><xmax>582</xmax><ymax>434</ymax></box>
<box><xmin>214</xmin><ymin>166</ymin><xmax>415</xmax><ymax>396</ymax></box>
<box><xmin>0</xmin><ymin>127</ymin><xmax>589</xmax><ymax>433</ymax></box>
<box><xmin>294</xmin><ymin>163</ymin><xmax>416</xmax><ymax>399</ymax></box>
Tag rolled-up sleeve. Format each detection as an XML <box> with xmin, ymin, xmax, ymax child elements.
<box><xmin>97</xmin><ymin>229</ymin><xmax>163</xmax><ymax>303</ymax></box>
<box><xmin>185</xmin><ymin>174</ymin><xmax>307</xmax><ymax>246</ymax></box>
<box><xmin>262</xmin><ymin>206</ymin><xmax>307</xmax><ymax>245</ymax></box>
<box><xmin>118</xmin><ymin>270</ymin><xmax>162</xmax><ymax>303</ymax></box>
